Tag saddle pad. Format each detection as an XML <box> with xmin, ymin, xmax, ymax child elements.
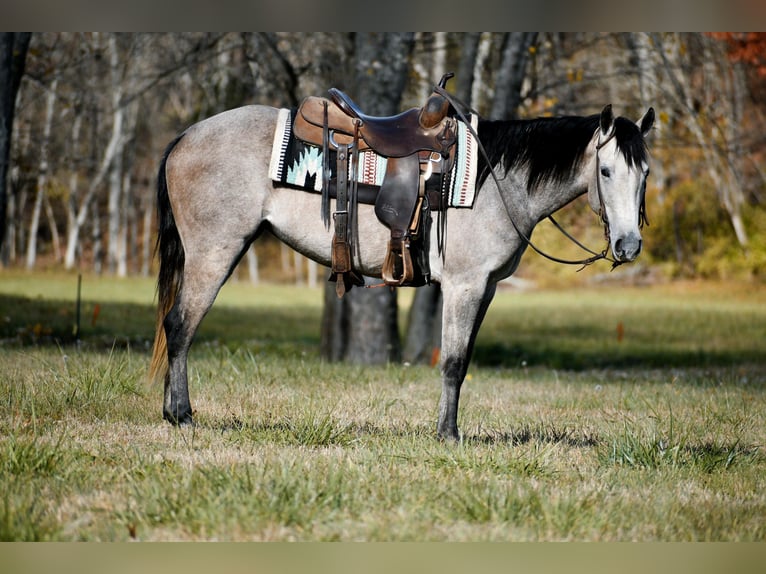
<box><xmin>268</xmin><ymin>108</ymin><xmax>478</xmax><ymax>208</ymax></box>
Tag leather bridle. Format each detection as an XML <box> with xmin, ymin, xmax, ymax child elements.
<box><xmin>435</xmin><ymin>84</ymin><xmax>645</xmax><ymax>271</ymax></box>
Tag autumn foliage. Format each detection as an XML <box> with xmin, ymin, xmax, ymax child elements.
<box><xmin>708</xmin><ymin>32</ymin><xmax>766</xmax><ymax>76</ymax></box>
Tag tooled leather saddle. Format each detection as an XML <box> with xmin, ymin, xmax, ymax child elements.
<box><xmin>293</xmin><ymin>73</ymin><xmax>459</xmax><ymax>297</ymax></box>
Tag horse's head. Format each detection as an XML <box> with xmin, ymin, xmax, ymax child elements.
<box><xmin>588</xmin><ymin>104</ymin><xmax>655</xmax><ymax>264</ymax></box>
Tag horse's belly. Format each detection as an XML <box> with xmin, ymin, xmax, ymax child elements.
<box><xmin>265</xmin><ymin>187</ymin><xmax>390</xmax><ymax>277</ymax></box>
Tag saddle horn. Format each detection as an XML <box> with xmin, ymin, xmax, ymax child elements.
<box><xmin>420</xmin><ymin>73</ymin><xmax>456</xmax><ymax>129</ymax></box>
<box><xmin>437</xmin><ymin>72</ymin><xmax>454</xmax><ymax>89</ymax></box>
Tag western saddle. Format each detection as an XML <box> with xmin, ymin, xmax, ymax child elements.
<box><xmin>293</xmin><ymin>73</ymin><xmax>459</xmax><ymax>297</ymax></box>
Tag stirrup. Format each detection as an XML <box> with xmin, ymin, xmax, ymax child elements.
<box><xmin>381</xmin><ymin>238</ymin><xmax>415</xmax><ymax>286</ymax></box>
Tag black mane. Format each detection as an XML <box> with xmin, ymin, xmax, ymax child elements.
<box><xmin>476</xmin><ymin>114</ymin><xmax>648</xmax><ymax>191</ymax></box>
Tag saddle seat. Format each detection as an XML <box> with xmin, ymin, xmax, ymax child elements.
<box><xmin>294</xmin><ymin>96</ymin><xmax>456</xmax><ymax>159</ymax></box>
<box><xmin>326</xmin><ymin>88</ymin><xmax>455</xmax><ymax>158</ymax></box>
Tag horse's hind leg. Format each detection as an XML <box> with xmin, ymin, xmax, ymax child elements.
<box><xmin>163</xmin><ymin>297</ymin><xmax>196</xmax><ymax>425</ymax></box>
<box><xmin>163</xmin><ymin>252</ymin><xmax>242</xmax><ymax>425</ymax></box>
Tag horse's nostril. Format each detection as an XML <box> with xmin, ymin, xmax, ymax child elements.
<box><xmin>614</xmin><ymin>234</ymin><xmax>641</xmax><ymax>261</ymax></box>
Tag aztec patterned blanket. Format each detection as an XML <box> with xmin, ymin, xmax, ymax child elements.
<box><xmin>268</xmin><ymin>108</ymin><xmax>478</xmax><ymax>208</ymax></box>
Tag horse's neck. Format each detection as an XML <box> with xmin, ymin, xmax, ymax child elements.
<box><xmin>527</xmin><ymin>146</ymin><xmax>596</xmax><ymax>219</ymax></box>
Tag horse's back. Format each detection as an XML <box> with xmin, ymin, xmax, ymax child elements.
<box><xmin>173</xmin><ymin>104</ymin><xmax>279</xmax><ymax>166</ymax></box>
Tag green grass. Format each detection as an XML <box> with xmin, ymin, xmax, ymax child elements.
<box><xmin>0</xmin><ymin>270</ymin><xmax>764</xmax><ymax>540</ymax></box>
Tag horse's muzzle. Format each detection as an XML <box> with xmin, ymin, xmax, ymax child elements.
<box><xmin>613</xmin><ymin>232</ymin><xmax>642</xmax><ymax>262</ymax></box>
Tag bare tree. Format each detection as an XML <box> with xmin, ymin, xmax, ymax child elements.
<box><xmin>470</xmin><ymin>32</ymin><xmax>494</xmax><ymax>116</ymax></box>
<box><xmin>63</xmin><ymin>33</ymin><xmax>129</xmax><ymax>270</ymax></box>
<box><xmin>627</xmin><ymin>32</ymin><xmax>668</xmax><ymax>200</ymax></box>
<box><xmin>490</xmin><ymin>33</ymin><xmax>538</xmax><ymax>120</ymax></box>
<box><xmin>650</xmin><ymin>32</ymin><xmax>751</xmax><ymax>249</ymax></box>
<box><xmin>0</xmin><ymin>32</ymin><xmax>31</xmax><ymax>263</ymax></box>
<box><xmin>455</xmin><ymin>33</ymin><xmax>481</xmax><ymax>104</ymax></box>
<box><xmin>25</xmin><ymin>77</ymin><xmax>57</xmax><ymax>269</ymax></box>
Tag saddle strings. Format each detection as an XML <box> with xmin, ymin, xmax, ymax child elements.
<box><xmin>321</xmin><ymin>101</ymin><xmax>331</xmax><ymax>230</ymax></box>
<box><xmin>433</xmin><ymin>85</ymin><xmax>622</xmax><ymax>270</ymax></box>
<box><xmin>350</xmin><ymin>119</ymin><xmax>361</xmax><ymax>265</ymax></box>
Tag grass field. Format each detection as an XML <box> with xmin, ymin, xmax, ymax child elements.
<box><xmin>0</xmin><ymin>270</ymin><xmax>764</xmax><ymax>541</ymax></box>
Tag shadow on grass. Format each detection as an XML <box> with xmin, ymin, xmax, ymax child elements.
<box><xmin>172</xmin><ymin>414</ymin><xmax>595</xmax><ymax>446</ymax></box>
<box><xmin>464</xmin><ymin>423</ymin><xmax>600</xmax><ymax>448</ymax></box>
<box><xmin>0</xmin><ymin>294</ymin><xmax>321</xmax><ymax>353</ymax></box>
<box><xmin>472</xmin><ymin>341</ymin><xmax>766</xmax><ymax>371</ymax></box>
<box><xmin>1</xmin><ymin>293</ymin><xmax>763</xmax><ymax>373</ymax></box>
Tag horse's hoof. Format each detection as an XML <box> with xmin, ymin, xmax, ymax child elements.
<box><xmin>437</xmin><ymin>428</ymin><xmax>461</xmax><ymax>443</ymax></box>
<box><xmin>163</xmin><ymin>410</ymin><xmax>195</xmax><ymax>427</ymax></box>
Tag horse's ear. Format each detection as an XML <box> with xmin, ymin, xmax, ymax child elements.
<box><xmin>600</xmin><ymin>104</ymin><xmax>614</xmax><ymax>137</ymax></box>
<box><xmin>638</xmin><ymin>107</ymin><xmax>655</xmax><ymax>137</ymax></box>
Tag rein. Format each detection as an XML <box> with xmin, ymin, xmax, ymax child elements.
<box><xmin>434</xmin><ymin>85</ymin><xmax>626</xmax><ymax>271</ymax></box>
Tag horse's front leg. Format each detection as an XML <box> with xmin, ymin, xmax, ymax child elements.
<box><xmin>437</xmin><ymin>279</ymin><xmax>497</xmax><ymax>441</ymax></box>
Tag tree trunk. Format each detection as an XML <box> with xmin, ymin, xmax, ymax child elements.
<box><xmin>402</xmin><ymin>283</ymin><xmax>442</xmax><ymax>364</ymax></box>
<box><xmin>346</xmin><ymin>285</ymin><xmax>401</xmax><ymax>364</ymax></box>
<box><xmin>413</xmin><ymin>32</ymin><xmax>448</xmax><ymax>99</ymax></box>
<box><xmin>63</xmin><ymin>105</ymin><xmax>83</xmax><ymax>268</ymax></box>
<box><xmin>106</xmin><ymin>34</ymin><xmax>126</xmax><ymax>275</ymax></box>
<box><xmin>106</xmin><ymin>129</ymin><xmax>123</xmax><ymax>274</ymax></box>
<box><xmin>117</xmin><ymin>159</ymin><xmax>131</xmax><ymax>277</ymax></box>
<box><xmin>490</xmin><ymin>32</ymin><xmax>537</xmax><ymax>120</ymax></box>
<box><xmin>63</xmin><ymin>69</ymin><xmax>127</xmax><ymax>267</ymax></box>
<box><xmin>4</xmin><ymin>78</ymin><xmax>31</xmax><ymax>265</ymax></box>
<box><xmin>25</xmin><ymin>78</ymin><xmax>58</xmax><ymax>269</ymax></box>
<box><xmin>116</xmin><ymin>100</ymin><xmax>139</xmax><ymax>277</ymax></box>
<box><xmin>432</xmin><ymin>32</ymin><xmax>447</xmax><ymax>88</ymax></box>
<box><xmin>455</xmin><ymin>33</ymin><xmax>481</xmax><ymax>104</ymax></box>
<box><xmin>280</xmin><ymin>243</ymin><xmax>291</xmax><ymax>275</ymax></box>
<box><xmin>630</xmin><ymin>32</ymin><xmax>668</xmax><ymax>202</ymax></box>
<box><xmin>140</xmin><ymin>184</ymin><xmax>154</xmax><ymax>277</ymax></box>
<box><xmin>320</xmin><ymin>32</ymin><xmax>414</xmax><ymax>365</ymax></box>
<box><xmin>471</xmin><ymin>33</ymin><xmax>493</xmax><ymax>114</ymax></box>
<box><xmin>246</xmin><ymin>246</ymin><xmax>259</xmax><ymax>285</ymax></box>
<box><xmin>320</xmin><ymin>272</ymin><xmax>349</xmax><ymax>362</ymax></box>
<box><xmin>294</xmin><ymin>251</ymin><xmax>304</xmax><ymax>285</ymax></box>
<box><xmin>92</xmin><ymin>200</ymin><xmax>102</xmax><ymax>274</ymax></box>
<box><xmin>5</xmin><ymin>190</ymin><xmax>15</xmax><ymax>262</ymax></box>
<box><xmin>0</xmin><ymin>32</ymin><xmax>31</xmax><ymax>262</ymax></box>
<box><xmin>307</xmin><ymin>259</ymin><xmax>318</xmax><ymax>288</ymax></box>
<box><xmin>43</xmin><ymin>194</ymin><xmax>61</xmax><ymax>262</ymax></box>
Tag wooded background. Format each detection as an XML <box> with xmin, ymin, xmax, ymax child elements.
<box><xmin>1</xmin><ymin>32</ymin><xmax>764</xmax><ymax>362</ymax></box>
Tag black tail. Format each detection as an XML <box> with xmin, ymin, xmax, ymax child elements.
<box><xmin>149</xmin><ymin>134</ymin><xmax>186</xmax><ymax>384</ymax></box>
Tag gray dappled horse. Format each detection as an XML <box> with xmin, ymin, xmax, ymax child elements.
<box><xmin>149</xmin><ymin>102</ymin><xmax>654</xmax><ymax>441</ymax></box>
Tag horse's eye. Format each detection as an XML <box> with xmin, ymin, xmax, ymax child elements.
<box><xmin>600</xmin><ymin>166</ymin><xmax>611</xmax><ymax>178</ymax></box>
